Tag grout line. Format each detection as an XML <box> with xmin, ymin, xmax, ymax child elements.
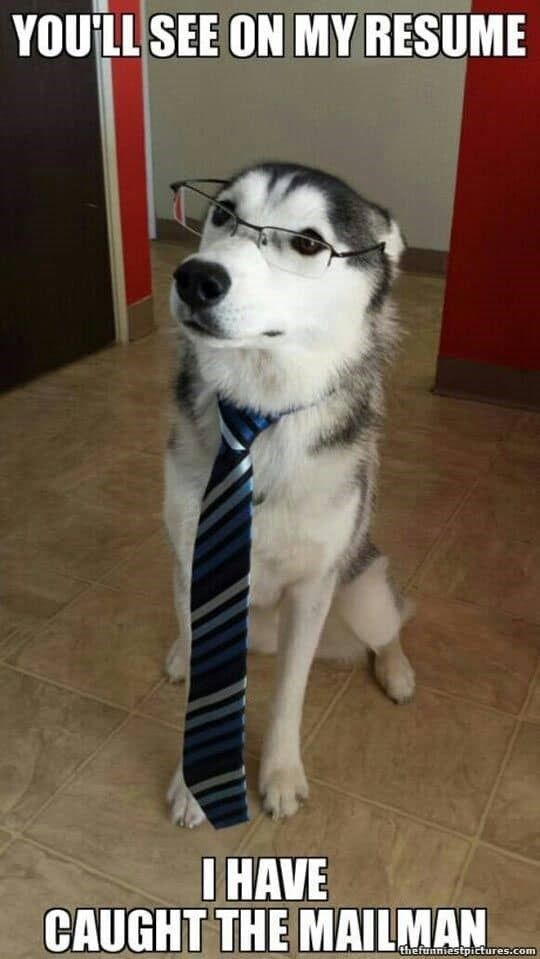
<box><xmin>409</xmin><ymin>585</ymin><xmax>540</xmax><ymax>630</ymax></box>
<box><xmin>91</xmin><ymin>526</ymin><xmax>171</xmax><ymax>587</ymax></box>
<box><xmin>406</xmin><ymin>473</ymin><xmax>483</xmax><ymax>590</ymax></box>
<box><xmin>20</xmin><ymin>711</ymin><xmax>133</xmax><ymax>836</ymax></box>
<box><xmin>92</xmin><ymin>579</ymin><xmax>175</xmax><ymax>608</ymax></box>
<box><xmin>414</xmin><ymin>681</ymin><xmax>527</xmax><ymax>721</ymax></box>
<box><xmin>2</xmin><ymin>661</ymin><xmax>132</xmax><ymax>715</ymax></box>
<box><xmin>22</xmin><ymin>835</ymin><xmax>175</xmax><ymax>906</ymax></box>
<box><xmin>0</xmin><ymin>626</ymin><xmax>30</xmax><ymax>664</ymax></box>
<box><xmin>19</xmin><ymin>675</ymin><xmax>165</xmax><ymax>838</ymax></box>
<box><xmin>501</xmin><ymin>409</ymin><xmax>528</xmax><ymax>444</ymax></box>
<box><xmin>234</xmin><ymin>810</ymin><xmax>267</xmax><ymax>858</ymax></box>
<box><xmin>450</xmin><ymin>658</ymin><xmax>540</xmax><ymax>904</ymax></box>
<box><xmin>477</xmin><ymin>839</ymin><xmax>540</xmax><ymax>870</ymax></box>
<box><xmin>0</xmin><ymin>831</ymin><xmax>16</xmax><ymax>854</ymax></box>
<box><xmin>303</xmin><ymin>668</ymin><xmax>356</xmax><ymax>752</ymax></box>
<box><xmin>0</xmin><ymin>576</ymin><xmax>96</xmax><ymax>663</ymax></box>
<box><xmin>299</xmin><ymin>774</ymin><xmax>473</xmax><ymax>844</ymax></box>
<box><xmin>406</xmin><ymin>412</ymin><xmax>535</xmax><ymax>596</ymax></box>
<box><xmin>0</xmin><ymin>558</ymin><xmax>94</xmax><ymax>589</ymax></box>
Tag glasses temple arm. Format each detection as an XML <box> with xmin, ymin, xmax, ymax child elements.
<box><xmin>169</xmin><ymin>178</ymin><xmax>230</xmax><ymax>193</ymax></box>
<box><xmin>332</xmin><ymin>242</ymin><xmax>386</xmax><ymax>259</ymax></box>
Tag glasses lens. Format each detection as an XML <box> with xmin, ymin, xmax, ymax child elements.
<box><xmin>173</xmin><ymin>183</ymin><xmax>233</xmax><ymax>237</ymax></box>
<box><xmin>259</xmin><ymin>228</ymin><xmax>331</xmax><ymax>278</ymax></box>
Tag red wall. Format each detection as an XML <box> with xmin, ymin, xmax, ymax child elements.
<box><xmin>439</xmin><ymin>0</ymin><xmax>540</xmax><ymax>371</ymax></box>
<box><xmin>109</xmin><ymin>0</ymin><xmax>151</xmax><ymax>307</ymax></box>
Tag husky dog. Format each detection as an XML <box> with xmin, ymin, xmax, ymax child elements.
<box><xmin>164</xmin><ymin>162</ymin><xmax>415</xmax><ymax>828</ymax></box>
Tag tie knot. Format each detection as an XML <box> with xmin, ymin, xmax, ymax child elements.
<box><xmin>218</xmin><ymin>398</ymin><xmax>278</xmax><ymax>451</ymax></box>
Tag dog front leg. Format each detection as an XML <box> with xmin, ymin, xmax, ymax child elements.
<box><xmin>259</xmin><ymin>572</ymin><xmax>336</xmax><ymax>820</ymax></box>
<box><xmin>164</xmin><ymin>478</ymin><xmax>207</xmax><ymax>828</ymax></box>
<box><xmin>166</xmin><ymin>561</ymin><xmax>207</xmax><ymax>827</ymax></box>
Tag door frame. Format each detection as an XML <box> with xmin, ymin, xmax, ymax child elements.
<box><xmin>93</xmin><ymin>0</ymin><xmax>129</xmax><ymax>344</ymax></box>
<box><xmin>141</xmin><ymin>0</ymin><xmax>157</xmax><ymax>240</ymax></box>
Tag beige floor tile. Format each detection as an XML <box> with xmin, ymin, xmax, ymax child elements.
<box><xmin>482</xmin><ymin>722</ymin><xmax>540</xmax><ymax>861</ymax></box>
<box><xmin>394</xmin><ymin>271</ymin><xmax>445</xmax><ymax>317</ymax></box>
<box><xmin>0</xmin><ymin>666</ymin><xmax>123</xmax><ymax>830</ymax></box>
<box><xmin>384</xmin><ymin>389</ymin><xmax>516</xmax><ymax>474</ymax></box>
<box><xmin>0</xmin><ymin>467</ymin><xmax>47</xmax><ymax>534</ymax></box>
<box><xmin>377</xmin><ymin>448</ymin><xmax>477</xmax><ymax>525</ymax></box>
<box><xmin>10</xmin><ymin>585</ymin><xmax>174</xmax><ymax>709</ymax></box>
<box><xmin>27</xmin><ymin>717</ymin><xmax>260</xmax><ymax>903</ymax></box>
<box><xmin>25</xmin><ymin>332</ymin><xmax>171</xmax><ymax>403</ymax></box>
<box><xmin>104</xmin><ymin>393</ymin><xmax>173</xmax><ymax>457</ymax></box>
<box><xmin>82</xmin><ymin>330</ymin><xmax>174</xmax><ymax>393</ymax></box>
<box><xmin>477</xmin><ymin>472</ymin><xmax>540</xmax><ymax>544</ymax></box>
<box><xmin>459</xmin><ymin>846</ymin><xmax>540</xmax><ymax>951</ymax></box>
<box><xmin>0</xmin><ymin>830</ymin><xmax>11</xmax><ymax>852</ymax></box>
<box><xmin>0</xmin><ymin>386</ymin><xmax>88</xmax><ymax>450</ymax></box>
<box><xmin>403</xmin><ymin>596</ymin><xmax>540</xmax><ymax>713</ymax></box>
<box><xmin>497</xmin><ymin>411</ymin><xmax>540</xmax><ymax>473</ymax></box>
<box><xmin>151</xmin><ymin>238</ymin><xmax>196</xmax><ymax>272</ymax></box>
<box><xmin>0</xmin><ymin>557</ymin><xmax>88</xmax><ymax>660</ymax></box>
<box><xmin>0</xmin><ymin>840</ymin><xmax>159</xmax><ymax>959</ymax></box>
<box><xmin>0</xmin><ymin>383</ymin><xmax>133</xmax><ymax>473</ymax></box>
<box><xmin>372</xmin><ymin>452</ymin><xmax>476</xmax><ymax>585</ymax></box>
<box><xmin>490</xmin><ymin>451</ymin><xmax>540</xmax><ymax>488</ymax></box>
<box><xmin>139</xmin><ymin>654</ymin><xmax>351</xmax><ymax>756</ymax></box>
<box><xmin>371</xmin><ymin>509</ymin><xmax>440</xmax><ymax>586</ymax></box>
<box><xmin>389</xmin><ymin>275</ymin><xmax>444</xmax><ymax>393</ymax></box>
<box><xmin>305</xmin><ymin>672</ymin><xmax>514</xmax><ymax>835</ymax></box>
<box><xmin>3</xmin><ymin>432</ymin><xmax>128</xmax><ymax>507</ymax></box>
<box><xmin>0</xmin><ymin>842</ymin><xmax>229</xmax><ymax>958</ymax></box>
<box><xmin>415</xmin><ymin>481</ymin><xmax>540</xmax><ymax>622</ymax></box>
<box><xmin>386</xmin><ymin>386</ymin><xmax>516</xmax><ymax>439</ymax></box>
<box><xmin>0</xmin><ymin>489</ymin><xmax>159</xmax><ymax>582</ymax></box>
<box><xmin>21</xmin><ymin>359</ymin><xmax>173</xmax><ymax>459</ymax></box>
<box><xmin>242</xmin><ymin>783</ymin><xmax>468</xmax><ymax>957</ymax></box>
<box><xmin>61</xmin><ymin>449</ymin><xmax>163</xmax><ymax>521</ymax></box>
<box><xmin>526</xmin><ymin>673</ymin><xmax>540</xmax><ymax>723</ymax></box>
<box><xmin>99</xmin><ymin>531</ymin><xmax>174</xmax><ymax>607</ymax></box>
<box><xmin>136</xmin><ymin>678</ymin><xmax>184</xmax><ymax>728</ymax></box>
<box><xmin>382</xmin><ymin>424</ymin><xmax>483</xmax><ymax>482</ymax></box>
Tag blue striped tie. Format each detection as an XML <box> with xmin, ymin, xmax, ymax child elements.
<box><xmin>183</xmin><ymin>398</ymin><xmax>278</xmax><ymax>829</ymax></box>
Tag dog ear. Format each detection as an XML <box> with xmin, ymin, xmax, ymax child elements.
<box><xmin>382</xmin><ymin>217</ymin><xmax>406</xmax><ymax>274</ymax></box>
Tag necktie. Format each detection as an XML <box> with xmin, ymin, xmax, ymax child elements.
<box><xmin>183</xmin><ymin>398</ymin><xmax>278</xmax><ymax>829</ymax></box>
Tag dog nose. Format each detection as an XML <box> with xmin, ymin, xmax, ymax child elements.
<box><xmin>174</xmin><ymin>259</ymin><xmax>231</xmax><ymax>311</ymax></box>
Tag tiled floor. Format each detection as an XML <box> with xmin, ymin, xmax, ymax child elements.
<box><xmin>1</xmin><ymin>242</ymin><xmax>539</xmax><ymax>956</ymax></box>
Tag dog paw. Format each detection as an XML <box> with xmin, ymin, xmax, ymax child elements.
<box><xmin>375</xmin><ymin>643</ymin><xmax>416</xmax><ymax>704</ymax></box>
<box><xmin>167</xmin><ymin>767</ymin><xmax>206</xmax><ymax>828</ymax></box>
<box><xmin>165</xmin><ymin>638</ymin><xmax>186</xmax><ymax>683</ymax></box>
<box><xmin>259</xmin><ymin>765</ymin><xmax>309</xmax><ymax>821</ymax></box>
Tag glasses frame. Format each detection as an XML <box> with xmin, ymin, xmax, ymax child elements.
<box><xmin>170</xmin><ymin>179</ymin><xmax>386</xmax><ymax>269</ymax></box>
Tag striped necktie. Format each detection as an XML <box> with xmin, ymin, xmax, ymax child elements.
<box><xmin>183</xmin><ymin>398</ymin><xmax>279</xmax><ymax>829</ymax></box>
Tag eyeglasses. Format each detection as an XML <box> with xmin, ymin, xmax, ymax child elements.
<box><xmin>170</xmin><ymin>179</ymin><xmax>385</xmax><ymax>279</ymax></box>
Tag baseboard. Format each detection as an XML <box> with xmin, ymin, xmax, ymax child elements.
<box><xmin>401</xmin><ymin>247</ymin><xmax>447</xmax><ymax>276</ymax></box>
<box><xmin>127</xmin><ymin>295</ymin><xmax>155</xmax><ymax>341</ymax></box>
<box><xmin>156</xmin><ymin>219</ymin><xmax>448</xmax><ymax>277</ymax></box>
<box><xmin>435</xmin><ymin>356</ymin><xmax>540</xmax><ymax>411</ymax></box>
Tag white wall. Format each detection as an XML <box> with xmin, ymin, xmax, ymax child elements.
<box><xmin>147</xmin><ymin>0</ymin><xmax>469</xmax><ymax>250</ymax></box>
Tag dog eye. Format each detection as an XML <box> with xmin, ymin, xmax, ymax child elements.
<box><xmin>211</xmin><ymin>201</ymin><xmax>235</xmax><ymax>228</ymax></box>
<box><xmin>290</xmin><ymin>230</ymin><xmax>324</xmax><ymax>256</ymax></box>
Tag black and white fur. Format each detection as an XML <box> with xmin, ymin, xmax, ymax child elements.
<box><xmin>164</xmin><ymin>162</ymin><xmax>415</xmax><ymax>827</ymax></box>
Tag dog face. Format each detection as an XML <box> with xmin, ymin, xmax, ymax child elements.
<box><xmin>170</xmin><ymin>163</ymin><xmax>404</xmax><ymax>353</ymax></box>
